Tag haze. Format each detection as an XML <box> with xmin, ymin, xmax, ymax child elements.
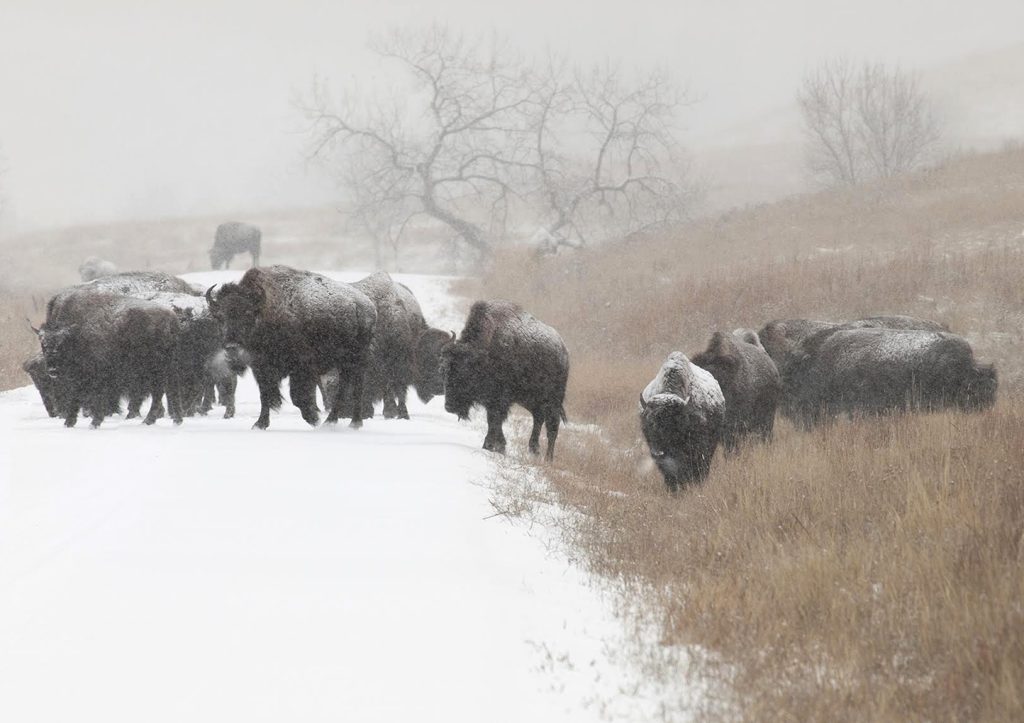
<box><xmin>1</xmin><ymin>0</ymin><xmax>1021</xmax><ymax>232</ymax></box>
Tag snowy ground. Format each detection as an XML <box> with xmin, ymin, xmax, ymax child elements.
<box><xmin>0</xmin><ymin>271</ymin><xmax>697</xmax><ymax>722</ymax></box>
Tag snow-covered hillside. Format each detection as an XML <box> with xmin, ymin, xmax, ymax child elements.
<box><xmin>0</xmin><ymin>272</ymin><xmax>697</xmax><ymax>722</ymax></box>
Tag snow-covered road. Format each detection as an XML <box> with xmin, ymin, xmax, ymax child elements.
<box><xmin>0</xmin><ymin>272</ymin><xmax>692</xmax><ymax>722</ymax></box>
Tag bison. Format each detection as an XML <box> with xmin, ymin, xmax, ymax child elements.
<box><xmin>641</xmin><ymin>352</ymin><xmax>725</xmax><ymax>490</ymax></box>
<box><xmin>786</xmin><ymin>327</ymin><xmax>997</xmax><ymax>427</ymax></box>
<box><xmin>692</xmin><ymin>330</ymin><xmax>781</xmax><ymax>452</ymax></box>
<box><xmin>140</xmin><ymin>292</ymin><xmax>240</xmax><ymax>419</ymax></box>
<box><xmin>78</xmin><ymin>257</ymin><xmax>118</xmax><ymax>282</ymax></box>
<box><xmin>441</xmin><ymin>301</ymin><xmax>568</xmax><ymax>460</ymax></box>
<box><xmin>210</xmin><ymin>222</ymin><xmax>261</xmax><ymax>270</ymax></box>
<box><xmin>320</xmin><ymin>274</ymin><xmax>449</xmax><ymax>420</ymax></box>
<box><xmin>760</xmin><ymin>315</ymin><xmax>950</xmax><ymax>421</ymax></box>
<box><xmin>34</xmin><ymin>291</ymin><xmax>183</xmax><ymax>428</ymax></box>
<box><xmin>207</xmin><ymin>265</ymin><xmax>376</xmax><ymax>429</ymax></box>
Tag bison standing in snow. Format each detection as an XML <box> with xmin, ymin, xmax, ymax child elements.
<box><xmin>139</xmin><ymin>292</ymin><xmax>240</xmax><ymax>419</ymax></box>
<box><xmin>786</xmin><ymin>327</ymin><xmax>997</xmax><ymax>427</ymax></box>
<box><xmin>34</xmin><ymin>291</ymin><xmax>183</xmax><ymax>428</ymax></box>
<box><xmin>691</xmin><ymin>330</ymin><xmax>781</xmax><ymax>452</ymax></box>
<box><xmin>321</xmin><ymin>274</ymin><xmax>450</xmax><ymax>419</ymax></box>
<box><xmin>640</xmin><ymin>352</ymin><xmax>725</xmax><ymax>490</ymax></box>
<box><xmin>207</xmin><ymin>265</ymin><xmax>376</xmax><ymax>429</ymax></box>
<box><xmin>210</xmin><ymin>222</ymin><xmax>261</xmax><ymax>270</ymax></box>
<box><xmin>441</xmin><ymin>300</ymin><xmax>569</xmax><ymax>460</ymax></box>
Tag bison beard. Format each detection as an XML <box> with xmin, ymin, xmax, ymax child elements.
<box><xmin>207</xmin><ymin>266</ymin><xmax>376</xmax><ymax>430</ymax></box>
<box><xmin>441</xmin><ymin>301</ymin><xmax>569</xmax><ymax>460</ymax></box>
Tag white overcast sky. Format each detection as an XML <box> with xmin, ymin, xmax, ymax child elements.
<box><xmin>1</xmin><ymin>0</ymin><xmax>1022</xmax><ymax>231</ymax></box>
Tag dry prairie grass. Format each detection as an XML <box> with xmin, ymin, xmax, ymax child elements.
<box><xmin>472</xmin><ymin>148</ymin><xmax>1024</xmax><ymax>720</ymax></box>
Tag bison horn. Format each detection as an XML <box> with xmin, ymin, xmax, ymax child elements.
<box><xmin>639</xmin><ymin>394</ymin><xmax>647</xmax><ymax>411</ymax></box>
<box><xmin>449</xmin><ymin>330</ymin><xmax>457</xmax><ymax>342</ymax></box>
<box><xmin>25</xmin><ymin>317</ymin><xmax>41</xmax><ymax>336</ymax></box>
<box><xmin>205</xmin><ymin>285</ymin><xmax>217</xmax><ymax>307</ymax></box>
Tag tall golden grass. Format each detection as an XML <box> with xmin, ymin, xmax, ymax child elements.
<box><xmin>473</xmin><ymin>148</ymin><xmax>1024</xmax><ymax>719</ymax></box>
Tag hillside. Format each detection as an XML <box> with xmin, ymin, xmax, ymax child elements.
<box><xmin>693</xmin><ymin>42</ymin><xmax>1024</xmax><ymax>211</ymax></box>
<box><xmin>474</xmin><ymin>146</ymin><xmax>1024</xmax><ymax>720</ymax></box>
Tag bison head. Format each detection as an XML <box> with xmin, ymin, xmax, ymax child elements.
<box><xmin>441</xmin><ymin>339</ymin><xmax>486</xmax><ymax>420</ymax></box>
<box><xmin>206</xmin><ymin>282</ymin><xmax>264</xmax><ymax>353</ymax></box>
<box><xmin>640</xmin><ymin>393</ymin><xmax>710</xmax><ymax>490</ymax></box>
<box><xmin>208</xmin><ymin>248</ymin><xmax>227</xmax><ymax>270</ymax></box>
<box><xmin>691</xmin><ymin>332</ymin><xmax>740</xmax><ymax>394</ymax></box>
<box><xmin>958</xmin><ymin>364</ymin><xmax>998</xmax><ymax>412</ymax></box>
<box><xmin>413</xmin><ymin>328</ymin><xmax>454</xmax><ymax>404</ymax></box>
<box><xmin>35</xmin><ymin>324</ymin><xmax>78</xmax><ymax>378</ymax></box>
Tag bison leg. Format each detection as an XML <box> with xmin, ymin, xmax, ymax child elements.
<box><xmin>289</xmin><ymin>371</ymin><xmax>320</xmax><ymax>427</ymax></box>
<box><xmin>252</xmin><ymin>370</ymin><xmax>279</xmax><ymax>429</ymax></box>
<box><xmin>395</xmin><ymin>385</ymin><xmax>410</xmax><ymax>420</ymax></box>
<box><xmin>167</xmin><ymin>380</ymin><xmax>184</xmax><ymax>426</ymax></box>
<box><xmin>63</xmin><ymin>393</ymin><xmax>82</xmax><ymax>428</ymax></box>
<box><xmin>220</xmin><ymin>376</ymin><xmax>236</xmax><ymax>419</ymax></box>
<box><xmin>528</xmin><ymin>410</ymin><xmax>544</xmax><ymax>456</ymax></box>
<box><xmin>346</xmin><ymin>373</ymin><xmax>365</xmax><ymax>429</ymax></box>
<box><xmin>327</xmin><ymin>366</ymin><xmax>366</xmax><ymax>429</ymax></box>
<box><xmin>143</xmin><ymin>386</ymin><xmax>165</xmax><ymax>425</ymax></box>
<box><xmin>544</xmin><ymin>408</ymin><xmax>562</xmax><ymax>461</ymax></box>
<box><xmin>199</xmin><ymin>380</ymin><xmax>215</xmax><ymax>415</ymax></box>
<box><xmin>385</xmin><ymin>383</ymin><xmax>399</xmax><ymax>417</ymax></box>
<box><xmin>482</xmin><ymin>404</ymin><xmax>509</xmax><ymax>455</ymax></box>
<box><xmin>126</xmin><ymin>393</ymin><xmax>143</xmax><ymax>419</ymax></box>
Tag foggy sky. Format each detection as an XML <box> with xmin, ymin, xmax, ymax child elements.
<box><xmin>1</xmin><ymin>0</ymin><xmax>1022</xmax><ymax>232</ymax></box>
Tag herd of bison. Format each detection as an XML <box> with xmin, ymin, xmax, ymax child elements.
<box><xmin>23</xmin><ymin>245</ymin><xmax>997</xmax><ymax>492</ymax></box>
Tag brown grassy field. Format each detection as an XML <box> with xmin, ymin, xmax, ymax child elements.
<box><xmin>472</xmin><ymin>148</ymin><xmax>1024</xmax><ymax>720</ymax></box>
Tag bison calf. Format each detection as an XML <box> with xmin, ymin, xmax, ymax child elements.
<box><xmin>641</xmin><ymin>352</ymin><xmax>725</xmax><ymax>491</ymax></box>
<box><xmin>442</xmin><ymin>301</ymin><xmax>569</xmax><ymax>460</ymax></box>
<box><xmin>692</xmin><ymin>330</ymin><xmax>781</xmax><ymax>452</ymax></box>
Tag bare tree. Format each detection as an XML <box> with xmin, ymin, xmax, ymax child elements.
<box><xmin>798</xmin><ymin>59</ymin><xmax>940</xmax><ymax>186</ymax></box>
<box><xmin>530</xmin><ymin>59</ymin><xmax>696</xmax><ymax>249</ymax></box>
<box><xmin>299</xmin><ymin>26</ymin><xmax>698</xmax><ymax>261</ymax></box>
<box><xmin>299</xmin><ymin>26</ymin><xmax>537</xmax><ymax>260</ymax></box>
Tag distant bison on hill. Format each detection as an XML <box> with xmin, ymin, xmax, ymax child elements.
<box><xmin>786</xmin><ymin>327</ymin><xmax>996</xmax><ymax>427</ymax></box>
<box><xmin>441</xmin><ymin>301</ymin><xmax>569</xmax><ymax>460</ymax></box>
<box><xmin>207</xmin><ymin>265</ymin><xmax>376</xmax><ymax>429</ymax></box>
<box><xmin>78</xmin><ymin>257</ymin><xmax>117</xmax><ymax>282</ymax></box>
<box><xmin>210</xmin><ymin>222</ymin><xmax>261</xmax><ymax>270</ymax></box>
<box><xmin>640</xmin><ymin>352</ymin><xmax>725</xmax><ymax>490</ymax></box>
<box><xmin>692</xmin><ymin>330</ymin><xmax>781</xmax><ymax>452</ymax></box>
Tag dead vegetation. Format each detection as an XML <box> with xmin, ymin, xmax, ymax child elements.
<box><xmin>471</xmin><ymin>147</ymin><xmax>1024</xmax><ymax>720</ymax></box>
